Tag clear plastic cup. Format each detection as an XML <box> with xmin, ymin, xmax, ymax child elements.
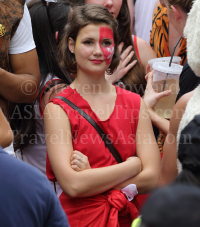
<box><xmin>148</xmin><ymin>56</ymin><xmax>181</xmax><ymax>70</ymax></box>
<box><xmin>152</xmin><ymin>62</ymin><xmax>183</xmax><ymax>119</ymax></box>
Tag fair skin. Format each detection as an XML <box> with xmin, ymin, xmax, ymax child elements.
<box><xmin>144</xmin><ymin>1</ymin><xmax>188</xmax><ymax>134</ymax></box>
<box><xmin>153</xmin><ymin>0</ymin><xmax>166</xmax><ymax>14</ymax></box>
<box><xmin>158</xmin><ymin>91</ymin><xmax>194</xmax><ymax>186</ymax></box>
<box><xmin>71</xmin><ymin>150</ymin><xmax>91</xmax><ymax>171</ymax></box>
<box><xmin>165</xmin><ymin>1</ymin><xmax>187</xmax><ymax>37</ymax></box>
<box><xmin>0</xmin><ymin>108</ymin><xmax>13</xmax><ymax>148</ymax></box>
<box><xmin>44</xmin><ymin>23</ymin><xmax>160</xmax><ymax>198</ymax></box>
<box><xmin>153</xmin><ymin>0</ymin><xmax>183</xmax><ymax>58</ymax></box>
<box><xmin>143</xmin><ymin>74</ymin><xmax>194</xmax><ymax>187</ymax></box>
<box><xmin>85</xmin><ymin>0</ymin><xmax>156</xmax><ymax>84</ymax></box>
<box><xmin>137</xmin><ymin>37</ymin><xmax>157</xmax><ymax>72</ymax></box>
<box><xmin>86</xmin><ymin>0</ymin><xmax>122</xmax><ymax>19</ymax></box>
<box><xmin>148</xmin><ymin>1</ymin><xmax>191</xmax><ymax>186</ymax></box>
<box><xmin>143</xmin><ymin>71</ymin><xmax>171</xmax><ymax>135</ymax></box>
<box><xmin>127</xmin><ymin>0</ymin><xmax>134</xmax><ymax>31</ymax></box>
<box><xmin>0</xmin><ymin>49</ymin><xmax>40</xmax><ymax>104</ymax></box>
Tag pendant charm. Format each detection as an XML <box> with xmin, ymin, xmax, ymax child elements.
<box><xmin>0</xmin><ymin>24</ymin><xmax>6</xmax><ymax>37</ymax></box>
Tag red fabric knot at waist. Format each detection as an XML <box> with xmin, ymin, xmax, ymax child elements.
<box><xmin>59</xmin><ymin>189</ymin><xmax>139</xmax><ymax>227</ymax></box>
<box><xmin>106</xmin><ymin>189</ymin><xmax>139</xmax><ymax>227</ymax></box>
<box><xmin>108</xmin><ymin>189</ymin><xmax>129</xmax><ymax>211</ymax></box>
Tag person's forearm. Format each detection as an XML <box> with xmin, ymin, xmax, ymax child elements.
<box><xmin>158</xmin><ymin>137</ymin><xmax>178</xmax><ymax>187</ymax></box>
<box><xmin>148</xmin><ymin>108</ymin><xmax>169</xmax><ymax>135</ymax></box>
<box><xmin>60</xmin><ymin>158</ymin><xmax>141</xmax><ymax>198</ymax></box>
<box><xmin>114</xmin><ymin>168</ymin><xmax>160</xmax><ymax>194</ymax></box>
<box><xmin>0</xmin><ymin>68</ymin><xmax>39</xmax><ymax>103</ymax></box>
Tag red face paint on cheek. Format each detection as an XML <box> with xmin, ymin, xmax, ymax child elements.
<box><xmin>99</xmin><ymin>27</ymin><xmax>114</xmax><ymax>65</ymax></box>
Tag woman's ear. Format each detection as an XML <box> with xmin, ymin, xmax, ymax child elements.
<box><xmin>171</xmin><ymin>5</ymin><xmax>181</xmax><ymax>22</ymax></box>
<box><xmin>68</xmin><ymin>37</ymin><xmax>75</xmax><ymax>54</ymax></box>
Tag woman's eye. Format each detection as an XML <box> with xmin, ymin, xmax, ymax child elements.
<box><xmin>83</xmin><ymin>40</ymin><xmax>92</xmax><ymax>45</ymax></box>
<box><xmin>102</xmin><ymin>40</ymin><xmax>112</xmax><ymax>46</ymax></box>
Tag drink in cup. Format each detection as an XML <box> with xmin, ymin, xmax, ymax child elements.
<box><xmin>148</xmin><ymin>56</ymin><xmax>181</xmax><ymax>71</ymax></box>
<box><xmin>152</xmin><ymin>62</ymin><xmax>183</xmax><ymax>119</ymax></box>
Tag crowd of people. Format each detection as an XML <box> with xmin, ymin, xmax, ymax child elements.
<box><xmin>1</xmin><ymin>0</ymin><xmax>200</xmax><ymax>226</ymax></box>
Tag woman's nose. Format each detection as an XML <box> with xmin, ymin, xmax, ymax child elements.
<box><xmin>93</xmin><ymin>43</ymin><xmax>103</xmax><ymax>56</ymax></box>
<box><xmin>103</xmin><ymin>0</ymin><xmax>113</xmax><ymax>9</ymax></box>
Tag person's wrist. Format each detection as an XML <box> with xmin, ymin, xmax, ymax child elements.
<box><xmin>148</xmin><ymin>107</ymin><xmax>157</xmax><ymax>120</ymax></box>
<box><xmin>148</xmin><ymin>107</ymin><xmax>155</xmax><ymax>112</ymax></box>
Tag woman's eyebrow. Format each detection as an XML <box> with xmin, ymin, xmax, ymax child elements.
<box><xmin>81</xmin><ymin>37</ymin><xmax>95</xmax><ymax>41</ymax></box>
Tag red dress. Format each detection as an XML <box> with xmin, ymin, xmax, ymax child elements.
<box><xmin>46</xmin><ymin>86</ymin><xmax>147</xmax><ymax>227</ymax></box>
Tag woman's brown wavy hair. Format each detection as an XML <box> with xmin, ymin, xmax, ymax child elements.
<box><xmin>68</xmin><ymin>0</ymin><xmax>146</xmax><ymax>96</ymax></box>
<box><xmin>59</xmin><ymin>4</ymin><xmax>120</xmax><ymax>75</ymax></box>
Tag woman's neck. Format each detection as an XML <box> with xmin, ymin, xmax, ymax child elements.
<box><xmin>70</xmin><ymin>70</ymin><xmax>113</xmax><ymax>95</ymax></box>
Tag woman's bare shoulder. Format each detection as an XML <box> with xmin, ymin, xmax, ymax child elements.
<box><xmin>169</xmin><ymin>90</ymin><xmax>195</xmax><ymax>133</ymax></box>
<box><xmin>175</xmin><ymin>90</ymin><xmax>194</xmax><ymax>110</ymax></box>
<box><xmin>136</xmin><ymin>36</ymin><xmax>156</xmax><ymax>69</ymax></box>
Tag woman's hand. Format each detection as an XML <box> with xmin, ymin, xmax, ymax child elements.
<box><xmin>143</xmin><ymin>71</ymin><xmax>171</xmax><ymax>109</ymax></box>
<box><xmin>105</xmin><ymin>42</ymin><xmax>137</xmax><ymax>84</ymax></box>
<box><xmin>71</xmin><ymin>150</ymin><xmax>91</xmax><ymax>172</ymax></box>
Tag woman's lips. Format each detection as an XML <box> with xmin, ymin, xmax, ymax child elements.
<box><xmin>90</xmin><ymin>59</ymin><xmax>103</xmax><ymax>64</ymax></box>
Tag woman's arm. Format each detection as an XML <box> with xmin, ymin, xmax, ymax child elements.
<box><xmin>158</xmin><ymin>91</ymin><xmax>194</xmax><ymax>186</ymax></box>
<box><xmin>148</xmin><ymin>108</ymin><xmax>170</xmax><ymax>135</ymax></box>
<box><xmin>44</xmin><ymin>103</ymin><xmax>142</xmax><ymax>198</ymax></box>
<box><xmin>137</xmin><ymin>37</ymin><xmax>157</xmax><ymax>70</ymax></box>
<box><xmin>0</xmin><ymin>108</ymin><xmax>13</xmax><ymax>148</ymax></box>
<box><xmin>114</xmin><ymin>99</ymin><xmax>161</xmax><ymax>194</ymax></box>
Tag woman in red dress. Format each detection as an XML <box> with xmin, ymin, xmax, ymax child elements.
<box><xmin>44</xmin><ymin>5</ymin><xmax>160</xmax><ymax>227</ymax></box>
